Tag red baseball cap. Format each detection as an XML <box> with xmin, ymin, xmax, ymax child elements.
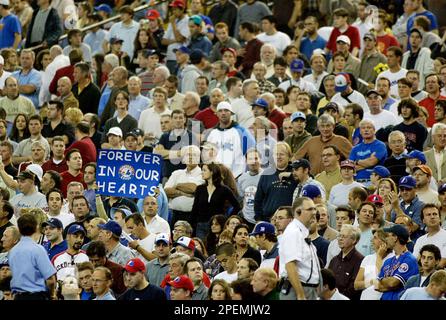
<box><xmin>146</xmin><ymin>9</ymin><xmax>160</xmax><ymax>20</ymax></box>
<box><xmin>221</xmin><ymin>47</ymin><xmax>237</xmax><ymax>57</ymax></box>
<box><xmin>124</xmin><ymin>258</ymin><xmax>146</xmax><ymax>273</ymax></box>
<box><xmin>367</xmin><ymin>194</ymin><xmax>383</xmax><ymax>205</ymax></box>
<box><xmin>169</xmin><ymin>275</ymin><xmax>194</xmax><ymax>292</ymax></box>
<box><xmin>174</xmin><ymin>236</ymin><xmax>195</xmax><ymax>251</ymax></box>
<box><xmin>169</xmin><ymin>0</ymin><xmax>185</xmax><ymax>8</ymax></box>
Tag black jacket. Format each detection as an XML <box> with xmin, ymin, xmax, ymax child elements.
<box><xmin>25</xmin><ymin>8</ymin><xmax>62</xmax><ymax>47</ymax></box>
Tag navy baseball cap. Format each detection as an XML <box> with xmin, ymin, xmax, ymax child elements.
<box><xmin>290</xmin><ymin>111</ymin><xmax>306</xmax><ymax>122</ymax></box>
<box><xmin>110</xmin><ymin>205</ymin><xmax>132</xmax><ymax>220</ymax></box>
<box><xmin>110</xmin><ymin>37</ymin><xmax>124</xmax><ymax>44</ymax></box>
<box><xmin>439</xmin><ymin>183</ymin><xmax>446</xmax><ymax>194</ymax></box>
<box><xmin>190</xmin><ymin>49</ymin><xmax>207</xmax><ymax>64</ymax></box>
<box><xmin>67</xmin><ymin>224</ymin><xmax>86</xmax><ymax>236</ymax></box>
<box><xmin>384</xmin><ymin>224</ymin><xmax>409</xmax><ymax>242</ymax></box>
<box><xmin>368</xmin><ymin>165</ymin><xmax>390</xmax><ymax>178</ymax></box>
<box><xmin>404</xmin><ymin>150</ymin><xmax>426</xmax><ymax>164</ymax></box>
<box><xmin>131</xmin><ymin>128</ymin><xmax>144</xmax><ymax>137</ymax></box>
<box><xmin>301</xmin><ymin>184</ymin><xmax>322</xmax><ymax>199</ymax></box>
<box><xmin>252</xmin><ymin>98</ymin><xmax>268</xmax><ymax>109</ymax></box>
<box><xmin>249</xmin><ymin>222</ymin><xmax>275</xmax><ymax>236</ymax></box>
<box><xmin>95</xmin><ymin>4</ymin><xmax>112</xmax><ymax>14</ymax></box>
<box><xmin>291</xmin><ymin>159</ymin><xmax>311</xmax><ymax>169</ymax></box>
<box><xmin>398</xmin><ymin>175</ymin><xmax>416</xmax><ymax>189</ymax></box>
<box><xmin>98</xmin><ymin>220</ymin><xmax>122</xmax><ymax>237</ymax></box>
<box><xmin>42</xmin><ymin>218</ymin><xmax>63</xmax><ymax>229</ymax></box>
<box><xmin>290</xmin><ymin>59</ymin><xmax>304</xmax><ymax>72</ymax></box>
<box><xmin>173</xmin><ymin>46</ymin><xmax>191</xmax><ymax>55</ymax></box>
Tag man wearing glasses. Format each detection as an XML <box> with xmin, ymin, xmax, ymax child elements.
<box><xmin>278</xmin><ymin>197</ymin><xmax>321</xmax><ymax>300</ymax></box>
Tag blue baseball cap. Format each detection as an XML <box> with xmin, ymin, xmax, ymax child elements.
<box><xmin>335</xmin><ymin>73</ymin><xmax>350</xmax><ymax>92</ymax></box>
<box><xmin>249</xmin><ymin>222</ymin><xmax>276</xmax><ymax>236</ymax></box>
<box><xmin>369</xmin><ymin>165</ymin><xmax>391</xmax><ymax>178</ymax></box>
<box><xmin>290</xmin><ymin>59</ymin><xmax>304</xmax><ymax>72</ymax></box>
<box><xmin>110</xmin><ymin>205</ymin><xmax>132</xmax><ymax>221</ymax></box>
<box><xmin>190</xmin><ymin>49</ymin><xmax>207</xmax><ymax>64</ymax></box>
<box><xmin>404</xmin><ymin>150</ymin><xmax>426</xmax><ymax>164</ymax></box>
<box><xmin>94</xmin><ymin>4</ymin><xmax>112</xmax><ymax>14</ymax></box>
<box><xmin>439</xmin><ymin>183</ymin><xmax>446</xmax><ymax>194</ymax></box>
<box><xmin>252</xmin><ymin>98</ymin><xmax>268</xmax><ymax>109</ymax></box>
<box><xmin>383</xmin><ymin>224</ymin><xmax>409</xmax><ymax>242</ymax></box>
<box><xmin>98</xmin><ymin>220</ymin><xmax>122</xmax><ymax>237</ymax></box>
<box><xmin>67</xmin><ymin>224</ymin><xmax>86</xmax><ymax>236</ymax></box>
<box><xmin>173</xmin><ymin>45</ymin><xmax>191</xmax><ymax>55</ymax></box>
<box><xmin>301</xmin><ymin>184</ymin><xmax>322</xmax><ymax>199</ymax></box>
<box><xmin>291</xmin><ymin>159</ymin><xmax>311</xmax><ymax>169</ymax></box>
<box><xmin>398</xmin><ymin>175</ymin><xmax>416</xmax><ymax>189</ymax></box>
<box><xmin>42</xmin><ymin>218</ymin><xmax>63</xmax><ymax>230</ymax></box>
<box><xmin>290</xmin><ymin>111</ymin><xmax>306</xmax><ymax>122</ymax></box>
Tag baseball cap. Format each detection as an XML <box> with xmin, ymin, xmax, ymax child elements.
<box><xmin>249</xmin><ymin>222</ymin><xmax>275</xmax><ymax>236</ymax></box>
<box><xmin>367</xmin><ymin>194</ymin><xmax>384</xmax><ymax>205</ymax></box>
<box><xmin>94</xmin><ymin>4</ymin><xmax>112</xmax><ymax>14</ymax></box>
<box><xmin>336</xmin><ymin>35</ymin><xmax>351</xmax><ymax>45</ymax></box>
<box><xmin>340</xmin><ymin>160</ymin><xmax>356</xmax><ymax>169</ymax></box>
<box><xmin>26</xmin><ymin>164</ymin><xmax>43</xmax><ymax>182</ymax></box>
<box><xmin>398</xmin><ymin>175</ymin><xmax>416</xmax><ymax>189</ymax></box>
<box><xmin>324</xmin><ymin>102</ymin><xmax>339</xmax><ymax>112</ymax></box>
<box><xmin>0</xmin><ymin>0</ymin><xmax>9</xmax><ymax>5</ymax></box>
<box><xmin>189</xmin><ymin>15</ymin><xmax>202</xmax><ymax>26</ymax></box>
<box><xmin>252</xmin><ymin>98</ymin><xmax>268</xmax><ymax>109</ymax></box>
<box><xmin>132</xmin><ymin>128</ymin><xmax>144</xmax><ymax>137</ymax></box>
<box><xmin>366</xmin><ymin>89</ymin><xmax>380</xmax><ymax>97</ymax></box>
<box><xmin>413</xmin><ymin>164</ymin><xmax>433</xmax><ymax>177</ymax></box>
<box><xmin>290</xmin><ymin>59</ymin><xmax>304</xmax><ymax>73</ymax></box>
<box><xmin>124</xmin><ymin>258</ymin><xmax>146</xmax><ymax>273</ymax></box>
<box><xmin>221</xmin><ymin>47</ymin><xmax>237</xmax><ymax>57</ymax></box>
<box><xmin>363</xmin><ymin>32</ymin><xmax>376</xmax><ymax>41</ymax></box>
<box><xmin>140</xmin><ymin>49</ymin><xmax>161</xmax><ymax>58</ymax></box>
<box><xmin>17</xmin><ymin>171</ymin><xmax>35</xmax><ymax>181</ymax></box>
<box><xmin>67</xmin><ymin>224</ymin><xmax>86</xmax><ymax>236</ymax></box>
<box><xmin>168</xmin><ymin>275</ymin><xmax>194</xmax><ymax>292</ymax></box>
<box><xmin>216</xmin><ymin>101</ymin><xmax>234</xmax><ymax>114</ymax></box>
<box><xmin>107</xmin><ymin>126</ymin><xmax>123</xmax><ymax>137</ymax></box>
<box><xmin>383</xmin><ymin>224</ymin><xmax>409</xmax><ymax>242</ymax></box>
<box><xmin>439</xmin><ymin>183</ymin><xmax>446</xmax><ymax>194</ymax></box>
<box><xmin>291</xmin><ymin>159</ymin><xmax>311</xmax><ymax>170</ymax></box>
<box><xmin>173</xmin><ymin>46</ymin><xmax>191</xmax><ymax>55</ymax></box>
<box><xmin>301</xmin><ymin>184</ymin><xmax>322</xmax><ymax>199</ymax></box>
<box><xmin>155</xmin><ymin>233</ymin><xmax>170</xmax><ymax>245</ymax></box>
<box><xmin>42</xmin><ymin>218</ymin><xmax>63</xmax><ymax>229</ymax></box>
<box><xmin>169</xmin><ymin>0</ymin><xmax>185</xmax><ymax>8</ymax></box>
<box><xmin>190</xmin><ymin>49</ymin><xmax>207</xmax><ymax>64</ymax></box>
<box><xmin>369</xmin><ymin>165</ymin><xmax>390</xmax><ymax>178</ymax></box>
<box><xmin>335</xmin><ymin>73</ymin><xmax>350</xmax><ymax>92</ymax></box>
<box><xmin>174</xmin><ymin>236</ymin><xmax>195</xmax><ymax>251</ymax></box>
<box><xmin>290</xmin><ymin>111</ymin><xmax>306</xmax><ymax>122</ymax></box>
<box><xmin>110</xmin><ymin>205</ymin><xmax>132</xmax><ymax>220</ymax></box>
<box><xmin>98</xmin><ymin>220</ymin><xmax>122</xmax><ymax>237</ymax></box>
<box><xmin>410</xmin><ymin>28</ymin><xmax>423</xmax><ymax>37</ymax></box>
<box><xmin>110</xmin><ymin>37</ymin><xmax>124</xmax><ymax>45</ymax></box>
<box><xmin>145</xmin><ymin>9</ymin><xmax>160</xmax><ymax>20</ymax></box>
<box><xmin>404</xmin><ymin>150</ymin><xmax>426</xmax><ymax>164</ymax></box>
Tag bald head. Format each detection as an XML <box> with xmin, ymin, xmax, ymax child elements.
<box><xmin>111</xmin><ymin>66</ymin><xmax>128</xmax><ymax>86</ymax></box>
<box><xmin>57</xmin><ymin>76</ymin><xmax>72</xmax><ymax>96</ymax></box>
<box><xmin>50</xmin><ymin>45</ymin><xmax>63</xmax><ymax>59</ymax></box>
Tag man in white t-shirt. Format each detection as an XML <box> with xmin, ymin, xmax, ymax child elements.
<box><xmin>214</xmin><ymin>243</ymin><xmax>238</xmax><ymax>284</ymax></box>
<box><xmin>377</xmin><ymin>46</ymin><xmax>407</xmax><ymax>99</ymax></box>
<box><xmin>256</xmin><ymin>15</ymin><xmax>291</xmax><ymax>56</ymax></box>
<box><xmin>363</xmin><ymin>90</ymin><xmax>399</xmax><ymax>131</ymax></box>
<box><xmin>125</xmin><ymin>214</ymin><xmax>156</xmax><ymax>256</ymax></box>
<box><xmin>0</xmin><ymin>56</ymin><xmax>11</xmax><ymax>93</ymax></box>
<box><xmin>331</xmin><ymin>73</ymin><xmax>369</xmax><ymax>113</ymax></box>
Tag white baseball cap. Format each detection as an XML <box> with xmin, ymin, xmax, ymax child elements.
<box><xmin>216</xmin><ymin>101</ymin><xmax>234</xmax><ymax>114</ymax></box>
<box><xmin>0</xmin><ymin>55</ymin><xmax>4</xmax><ymax>65</ymax></box>
<box><xmin>107</xmin><ymin>127</ymin><xmax>123</xmax><ymax>137</ymax></box>
<box><xmin>336</xmin><ymin>35</ymin><xmax>351</xmax><ymax>45</ymax></box>
<box><xmin>155</xmin><ymin>233</ymin><xmax>170</xmax><ymax>245</ymax></box>
<box><xmin>0</xmin><ymin>0</ymin><xmax>10</xmax><ymax>6</ymax></box>
<box><xmin>26</xmin><ymin>164</ymin><xmax>43</xmax><ymax>182</ymax></box>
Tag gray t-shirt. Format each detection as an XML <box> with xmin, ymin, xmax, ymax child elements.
<box><xmin>237</xmin><ymin>171</ymin><xmax>262</xmax><ymax>224</ymax></box>
<box><xmin>31</xmin><ymin>8</ymin><xmax>51</xmax><ymax>43</ymax></box>
<box><xmin>145</xmin><ymin>258</ymin><xmax>169</xmax><ymax>287</ymax></box>
<box><xmin>400</xmin><ymin>287</ymin><xmax>437</xmax><ymax>300</ymax></box>
<box><xmin>10</xmin><ymin>191</ymin><xmax>48</xmax><ymax>216</ymax></box>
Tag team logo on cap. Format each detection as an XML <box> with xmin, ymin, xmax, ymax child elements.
<box><xmin>401</xmin><ymin>177</ymin><xmax>407</xmax><ymax>183</ymax></box>
<box><xmin>128</xmin><ymin>260</ymin><xmax>135</xmax><ymax>267</ymax></box>
<box><xmin>398</xmin><ymin>263</ymin><xmax>408</xmax><ymax>273</ymax></box>
<box><xmin>174</xmin><ymin>277</ymin><xmax>181</xmax><ymax>283</ymax></box>
<box><xmin>119</xmin><ymin>165</ymin><xmax>135</xmax><ymax>180</ymax></box>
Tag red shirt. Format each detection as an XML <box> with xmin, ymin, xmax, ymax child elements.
<box><xmin>240</xmin><ymin>38</ymin><xmax>263</xmax><ymax>77</ymax></box>
<box><xmin>49</xmin><ymin>65</ymin><xmax>75</xmax><ymax>95</ymax></box>
<box><xmin>376</xmin><ymin>34</ymin><xmax>400</xmax><ymax>55</ymax></box>
<box><xmin>60</xmin><ymin>171</ymin><xmax>86</xmax><ymax>198</ymax></box>
<box><xmin>326</xmin><ymin>25</ymin><xmax>361</xmax><ymax>53</ymax></box>
<box><xmin>194</xmin><ymin>107</ymin><xmax>219</xmax><ymax>129</ymax></box>
<box><xmin>65</xmin><ymin>136</ymin><xmax>97</xmax><ymax>168</ymax></box>
<box><xmin>42</xmin><ymin>158</ymin><xmax>68</xmax><ymax>174</ymax></box>
<box><xmin>419</xmin><ymin>94</ymin><xmax>446</xmax><ymax>127</ymax></box>
<box><xmin>268</xmin><ymin>108</ymin><xmax>287</xmax><ymax>129</ymax></box>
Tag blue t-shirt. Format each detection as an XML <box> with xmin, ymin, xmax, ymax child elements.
<box><xmin>43</xmin><ymin>240</ymin><xmax>68</xmax><ymax>261</ymax></box>
<box><xmin>349</xmin><ymin>139</ymin><xmax>387</xmax><ymax>180</ymax></box>
<box><xmin>12</xmin><ymin>69</ymin><xmax>42</xmax><ymax>108</ymax></box>
<box><xmin>352</xmin><ymin>127</ymin><xmax>363</xmax><ymax>146</ymax></box>
<box><xmin>300</xmin><ymin>35</ymin><xmax>327</xmax><ymax>61</ymax></box>
<box><xmin>0</xmin><ymin>14</ymin><xmax>21</xmax><ymax>49</ymax></box>
<box><xmin>378</xmin><ymin>251</ymin><xmax>419</xmax><ymax>300</ymax></box>
<box><xmin>407</xmin><ymin>11</ymin><xmax>438</xmax><ymax>34</ymax></box>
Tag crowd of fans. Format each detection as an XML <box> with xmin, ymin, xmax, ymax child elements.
<box><xmin>1</xmin><ymin>0</ymin><xmax>446</xmax><ymax>301</ymax></box>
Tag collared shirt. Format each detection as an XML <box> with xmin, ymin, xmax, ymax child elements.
<box><xmin>84</xmin><ymin>29</ymin><xmax>109</xmax><ymax>56</ymax></box>
<box><xmin>260</xmin><ymin>242</ymin><xmax>279</xmax><ymax>269</ymax></box>
<box><xmin>13</xmin><ymin>134</ymin><xmax>50</xmax><ymax>159</ymax></box>
<box><xmin>303</xmin><ymin>71</ymin><xmax>329</xmax><ymax>91</ymax></box>
<box><xmin>12</xmin><ymin>68</ymin><xmax>42</xmax><ymax>108</ymax></box>
<box><xmin>107</xmin><ymin>242</ymin><xmax>135</xmax><ymax>266</ymax></box>
<box><xmin>433</xmin><ymin>147</ymin><xmax>445</xmax><ymax>182</ymax></box>
<box><xmin>128</xmin><ymin>94</ymin><xmax>151</xmax><ymax>121</ymax></box>
<box><xmin>145</xmin><ymin>258</ymin><xmax>169</xmax><ymax>287</ymax></box>
<box><xmin>279</xmin><ymin>219</ymin><xmax>320</xmax><ymax>285</ymax></box>
<box><xmin>9</xmin><ymin>236</ymin><xmax>56</xmax><ymax>293</ymax></box>
<box><xmin>278</xmin><ymin>77</ymin><xmax>317</xmax><ymax>93</ymax></box>
<box><xmin>143</xmin><ymin>214</ymin><xmax>170</xmax><ymax>235</ymax></box>
<box><xmin>257</xmin><ymin>78</ymin><xmax>276</xmax><ymax>95</ymax></box>
<box><xmin>192</xmin><ymin>282</ymin><xmax>208</xmax><ymax>300</ymax></box>
<box><xmin>94</xmin><ymin>291</ymin><xmax>116</xmax><ymax>300</ymax></box>
<box><xmin>43</xmin><ymin>240</ymin><xmax>67</xmax><ymax>261</ymax></box>
<box><xmin>391</xmin><ymin>196</ymin><xmax>425</xmax><ymax>228</ymax></box>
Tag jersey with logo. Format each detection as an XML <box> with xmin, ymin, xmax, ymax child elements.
<box><xmin>378</xmin><ymin>251</ymin><xmax>419</xmax><ymax>300</ymax></box>
<box><xmin>51</xmin><ymin>250</ymin><xmax>89</xmax><ymax>281</ymax></box>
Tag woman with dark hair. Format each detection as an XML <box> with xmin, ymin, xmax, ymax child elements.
<box><xmin>92</xmin><ymin>53</ymin><xmax>105</xmax><ymax>88</ymax></box>
<box><xmin>129</xmin><ymin>28</ymin><xmax>160</xmax><ymax>73</ymax></box>
<box><xmin>35</xmin><ymin>49</ymin><xmax>51</xmax><ymax>71</ymax></box>
<box><xmin>205</xmin><ymin>214</ymin><xmax>227</xmax><ymax>256</ymax></box>
<box><xmin>191</xmin><ymin>163</ymin><xmax>240</xmax><ymax>240</ymax></box>
<box><xmin>208</xmin><ymin>279</ymin><xmax>232</xmax><ymax>300</ymax></box>
<box><xmin>232</xmin><ymin>224</ymin><xmax>261</xmax><ymax>266</ymax></box>
<box><xmin>9</xmin><ymin>113</ymin><xmax>30</xmax><ymax>143</ymax></box>
<box><xmin>193</xmin><ymin>237</ymin><xmax>209</xmax><ymax>259</ymax></box>
<box><xmin>1</xmin><ymin>48</ymin><xmax>19</xmax><ymax>72</ymax></box>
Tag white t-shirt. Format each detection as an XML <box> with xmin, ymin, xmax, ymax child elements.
<box><xmin>331</xmin><ymin>90</ymin><xmax>369</xmax><ymax>113</ymax></box>
<box><xmin>163</xmin><ymin>15</ymin><xmax>190</xmax><ymax>61</ymax></box>
<box><xmin>359</xmin><ymin>252</ymin><xmax>394</xmax><ymax>300</ymax></box>
<box><xmin>47</xmin><ymin>212</ymin><xmax>75</xmax><ymax>229</ymax></box>
<box><xmin>377</xmin><ymin>68</ymin><xmax>408</xmax><ymax>99</ymax></box>
<box><xmin>139</xmin><ymin>233</ymin><xmax>157</xmax><ymax>253</ymax></box>
<box><xmin>329</xmin><ymin>181</ymin><xmax>364</xmax><ymax>207</ymax></box>
<box><xmin>213</xmin><ymin>271</ymin><xmax>238</xmax><ymax>284</ymax></box>
<box><xmin>256</xmin><ymin>31</ymin><xmax>291</xmax><ymax>56</ymax></box>
<box><xmin>388</xmin><ymin>100</ymin><xmax>404</xmax><ymax>122</ymax></box>
<box><xmin>363</xmin><ymin>110</ymin><xmax>399</xmax><ymax>131</ymax></box>
<box><xmin>0</xmin><ymin>70</ymin><xmax>11</xmax><ymax>90</ymax></box>
<box><xmin>138</xmin><ymin>107</ymin><xmax>172</xmax><ymax>140</ymax></box>
<box><xmin>413</xmin><ymin>228</ymin><xmax>446</xmax><ymax>259</ymax></box>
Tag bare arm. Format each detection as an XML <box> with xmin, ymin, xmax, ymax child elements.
<box><xmin>18</xmin><ymin>84</ymin><xmax>37</xmax><ymax>94</ymax></box>
<box><xmin>353</xmin><ymin>267</ymin><xmax>367</xmax><ymax>290</ymax></box>
<box><xmin>287</xmin><ymin>0</ymin><xmax>302</xmax><ymax>29</ymax></box>
<box><xmin>374</xmin><ymin>277</ymin><xmax>402</xmax><ymax>292</ymax></box>
<box><xmin>0</xmin><ymin>164</ymin><xmax>18</xmax><ymax>190</ymax></box>
<box><xmin>12</xmin><ymin>155</ymin><xmax>32</xmax><ymax>166</ymax></box>
<box><xmin>95</xmin><ymin>194</ymin><xmax>110</xmax><ymax>221</ymax></box>
<box><xmin>164</xmin><ymin>187</ymin><xmax>193</xmax><ymax>199</ymax></box>
<box><xmin>176</xmin><ymin>183</ymin><xmax>198</xmax><ymax>194</ymax></box>
<box><xmin>355</xmin><ymin>153</ymin><xmax>379</xmax><ymax>170</ymax></box>
<box><xmin>13</xmin><ymin>33</ymin><xmax>21</xmax><ymax>50</ymax></box>
<box><xmin>128</xmin><ymin>240</ymin><xmax>157</xmax><ymax>261</ymax></box>
<box><xmin>153</xmin><ymin>145</ymin><xmax>170</xmax><ymax>159</ymax></box>
<box><xmin>45</xmin><ymin>275</ymin><xmax>58</xmax><ymax>300</ymax></box>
